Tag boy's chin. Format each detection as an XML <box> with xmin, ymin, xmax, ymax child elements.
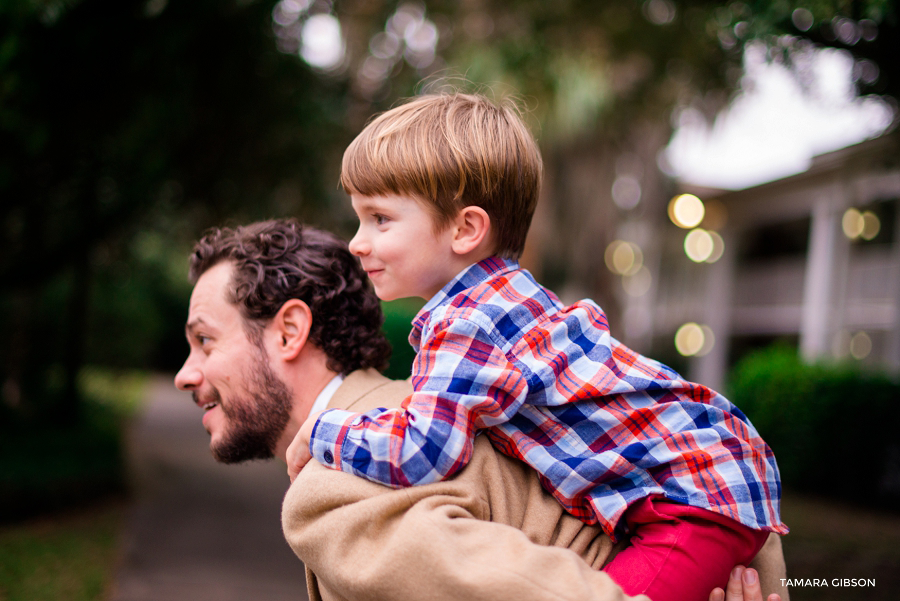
<box><xmin>372</xmin><ymin>285</ymin><xmax>401</xmax><ymax>302</ymax></box>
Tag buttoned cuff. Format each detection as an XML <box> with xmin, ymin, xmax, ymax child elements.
<box><xmin>309</xmin><ymin>408</ymin><xmax>359</xmax><ymax>470</ymax></box>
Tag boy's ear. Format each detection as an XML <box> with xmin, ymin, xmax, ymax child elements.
<box><xmin>269</xmin><ymin>299</ymin><xmax>313</xmax><ymax>361</ymax></box>
<box><xmin>451</xmin><ymin>206</ymin><xmax>491</xmax><ymax>255</ymax></box>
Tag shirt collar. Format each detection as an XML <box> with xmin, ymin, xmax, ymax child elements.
<box><xmin>310</xmin><ymin>374</ymin><xmax>345</xmax><ymax>414</ymax></box>
<box><xmin>411</xmin><ymin>256</ymin><xmax>519</xmax><ymax>342</ymax></box>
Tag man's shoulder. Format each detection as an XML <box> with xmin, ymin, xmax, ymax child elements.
<box><xmin>329</xmin><ymin>369</ymin><xmax>412</xmax><ymax>412</ymax></box>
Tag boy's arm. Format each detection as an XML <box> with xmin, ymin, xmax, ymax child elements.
<box><xmin>308</xmin><ymin>317</ymin><xmax>529</xmax><ymax>487</ymax></box>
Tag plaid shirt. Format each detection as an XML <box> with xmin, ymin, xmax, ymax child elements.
<box><xmin>311</xmin><ymin>257</ymin><xmax>787</xmax><ymax>539</ymax></box>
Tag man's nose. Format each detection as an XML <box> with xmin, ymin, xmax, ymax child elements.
<box><xmin>174</xmin><ymin>358</ymin><xmax>201</xmax><ymax>391</ymax></box>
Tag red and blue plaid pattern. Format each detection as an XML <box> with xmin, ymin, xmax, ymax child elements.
<box><xmin>311</xmin><ymin>257</ymin><xmax>788</xmax><ymax>539</ymax></box>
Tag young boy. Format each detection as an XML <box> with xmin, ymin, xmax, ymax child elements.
<box><xmin>288</xmin><ymin>92</ymin><xmax>787</xmax><ymax>601</ymax></box>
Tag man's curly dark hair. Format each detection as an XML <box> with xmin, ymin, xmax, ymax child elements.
<box><xmin>188</xmin><ymin>219</ymin><xmax>391</xmax><ymax>375</ymax></box>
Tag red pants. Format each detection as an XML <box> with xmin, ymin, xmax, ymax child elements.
<box><xmin>604</xmin><ymin>496</ymin><xmax>769</xmax><ymax>601</ymax></box>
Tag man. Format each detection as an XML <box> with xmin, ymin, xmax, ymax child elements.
<box><xmin>174</xmin><ymin>219</ymin><xmax>787</xmax><ymax>601</ymax></box>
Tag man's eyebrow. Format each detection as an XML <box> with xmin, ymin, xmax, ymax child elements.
<box><xmin>185</xmin><ymin>318</ymin><xmax>208</xmax><ymax>335</ymax></box>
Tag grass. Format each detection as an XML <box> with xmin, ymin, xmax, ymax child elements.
<box><xmin>780</xmin><ymin>491</ymin><xmax>900</xmax><ymax>600</ymax></box>
<box><xmin>0</xmin><ymin>501</ymin><xmax>125</xmax><ymax>601</ymax></box>
<box><xmin>0</xmin><ymin>368</ymin><xmax>146</xmax><ymax>601</ymax></box>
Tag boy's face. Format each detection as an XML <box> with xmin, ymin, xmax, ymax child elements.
<box><xmin>349</xmin><ymin>193</ymin><xmax>460</xmax><ymax>301</ymax></box>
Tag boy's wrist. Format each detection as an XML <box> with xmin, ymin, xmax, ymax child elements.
<box><xmin>308</xmin><ymin>408</ymin><xmax>358</xmax><ymax>470</ymax></box>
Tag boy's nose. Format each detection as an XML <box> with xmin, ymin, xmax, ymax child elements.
<box><xmin>348</xmin><ymin>230</ymin><xmax>369</xmax><ymax>256</ymax></box>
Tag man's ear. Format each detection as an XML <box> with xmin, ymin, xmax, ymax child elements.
<box><xmin>270</xmin><ymin>299</ymin><xmax>313</xmax><ymax>361</ymax></box>
<box><xmin>450</xmin><ymin>206</ymin><xmax>491</xmax><ymax>255</ymax></box>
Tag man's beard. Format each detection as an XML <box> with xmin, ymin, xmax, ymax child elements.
<box><xmin>201</xmin><ymin>353</ymin><xmax>293</xmax><ymax>464</ymax></box>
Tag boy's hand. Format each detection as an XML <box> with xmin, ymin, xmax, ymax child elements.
<box><xmin>709</xmin><ymin>566</ymin><xmax>781</xmax><ymax>601</ymax></box>
<box><xmin>287</xmin><ymin>411</ymin><xmax>324</xmax><ymax>482</ymax></box>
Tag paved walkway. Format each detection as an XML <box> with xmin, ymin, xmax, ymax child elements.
<box><xmin>111</xmin><ymin>375</ymin><xmax>309</xmax><ymax>601</ymax></box>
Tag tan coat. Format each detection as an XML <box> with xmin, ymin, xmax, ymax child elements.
<box><xmin>282</xmin><ymin>369</ymin><xmax>788</xmax><ymax>601</ymax></box>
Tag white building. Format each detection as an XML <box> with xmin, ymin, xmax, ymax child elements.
<box><xmin>655</xmin><ymin>130</ymin><xmax>900</xmax><ymax>389</ymax></box>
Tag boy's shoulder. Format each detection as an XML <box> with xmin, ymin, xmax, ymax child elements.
<box><xmin>428</xmin><ymin>266</ymin><xmax>561</xmax><ymax>339</ymax></box>
<box><xmin>450</xmin><ymin>263</ymin><xmax>545</xmax><ymax>306</ymax></box>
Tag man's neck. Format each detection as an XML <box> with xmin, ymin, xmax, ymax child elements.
<box><xmin>274</xmin><ymin>347</ymin><xmax>340</xmax><ymax>461</ymax></box>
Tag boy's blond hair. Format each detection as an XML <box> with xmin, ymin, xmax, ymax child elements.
<box><xmin>340</xmin><ymin>92</ymin><xmax>542</xmax><ymax>258</ymax></box>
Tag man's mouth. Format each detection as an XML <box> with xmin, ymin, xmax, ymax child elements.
<box><xmin>193</xmin><ymin>391</ymin><xmax>221</xmax><ymax>414</ymax></box>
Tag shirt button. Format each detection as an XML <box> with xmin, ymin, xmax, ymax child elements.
<box><xmin>323</xmin><ymin>450</ymin><xmax>334</xmax><ymax>464</ymax></box>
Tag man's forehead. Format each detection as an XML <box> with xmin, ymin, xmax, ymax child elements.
<box><xmin>186</xmin><ymin>262</ymin><xmax>237</xmax><ymax>327</ymax></box>
<box><xmin>191</xmin><ymin>262</ymin><xmax>233</xmax><ymax>299</ymax></box>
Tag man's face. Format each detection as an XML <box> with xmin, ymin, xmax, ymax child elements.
<box><xmin>174</xmin><ymin>261</ymin><xmax>293</xmax><ymax>463</ymax></box>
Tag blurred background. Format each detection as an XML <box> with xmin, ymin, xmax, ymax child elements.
<box><xmin>1</xmin><ymin>1</ymin><xmax>899</xmax><ymax>599</ymax></box>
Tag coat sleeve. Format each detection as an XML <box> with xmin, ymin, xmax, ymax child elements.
<box><xmin>283</xmin><ymin>438</ymin><xmax>644</xmax><ymax>601</ymax></box>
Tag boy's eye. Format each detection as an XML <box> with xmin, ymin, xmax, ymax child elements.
<box><xmin>373</xmin><ymin>213</ymin><xmax>389</xmax><ymax>225</ymax></box>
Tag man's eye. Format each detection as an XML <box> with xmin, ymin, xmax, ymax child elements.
<box><xmin>198</xmin><ymin>335</ymin><xmax>211</xmax><ymax>346</ymax></box>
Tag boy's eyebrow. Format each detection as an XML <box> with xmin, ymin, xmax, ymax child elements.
<box><xmin>353</xmin><ymin>198</ymin><xmax>379</xmax><ymax>211</ymax></box>
<box><xmin>352</xmin><ymin>195</ymin><xmax>392</xmax><ymax>211</ymax></box>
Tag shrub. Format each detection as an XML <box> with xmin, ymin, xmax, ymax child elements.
<box><xmin>380</xmin><ymin>299</ymin><xmax>422</xmax><ymax>381</ymax></box>
<box><xmin>726</xmin><ymin>345</ymin><xmax>900</xmax><ymax>508</ymax></box>
<box><xmin>0</xmin><ymin>370</ymin><xmax>146</xmax><ymax>523</ymax></box>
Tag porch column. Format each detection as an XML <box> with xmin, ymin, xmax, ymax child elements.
<box><xmin>800</xmin><ymin>194</ymin><xmax>840</xmax><ymax>361</ymax></box>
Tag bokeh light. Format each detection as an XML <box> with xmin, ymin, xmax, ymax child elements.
<box><xmin>842</xmin><ymin>207</ymin><xmax>881</xmax><ymax>241</ymax></box>
<box><xmin>300</xmin><ymin>14</ymin><xmax>345</xmax><ymax>71</ymax></box>
<box><xmin>354</xmin><ymin>3</ymin><xmax>441</xmax><ymax>99</ymax></box>
<box><xmin>842</xmin><ymin>208</ymin><xmax>864</xmax><ymax>238</ymax></box>
<box><xmin>674</xmin><ymin>323</ymin><xmax>715</xmax><ymax>357</ymax></box>
<box><xmin>369</xmin><ymin>31</ymin><xmax>401</xmax><ymax>59</ymax></box>
<box><xmin>604</xmin><ymin>240</ymin><xmax>644</xmax><ymax>276</ymax></box>
<box><xmin>668</xmin><ymin>194</ymin><xmax>705</xmax><ymax>228</ymax></box>
<box><xmin>791</xmin><ymin>8</ymin><xmax>814</xmax><ymax>32</ymax></box>
<box><xmin>850</xmin><ymin>331</ymin><xmax>872</xmax><ymax>359</ymax></box>
<box><xmin>861</xmin><ymin>211</ymin><xmax>881</xmax><ymax>240</ymax></box>
<box><xmin>684</xmin><ymin>228</ymin><xmax>714</xmax><ymax>262</ymax></box>
<box><xmin>612</xmin><ymin>175</ymin><xmax>642</xmax><ymax>209</ymax></box>
<box><xmin>643</xmin><ymin>0</ymin><xmax>676</xmax><ymax>26</ymax></box>
<box><xmin>273</xmin><ymin>0</ymin><xmax>311</xmax><ymax>26</ymax></box>
<box><xmin>622</xmin><ymin>267</ymin><xmax>652</xmax><ymax>297</ymax></box>
<box><xmin>706</xmin><ymin>231</ymin><xmax>725</xmax><ymax>263</ymax></box>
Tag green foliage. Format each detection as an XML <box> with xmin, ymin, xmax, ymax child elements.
<box><xmin>0</xmin><ymin>503</ymin><xmax>123</xmax><ymax>601</ymax></box>
<box><xmin>77</xmin><ymin>368</ymin><xmax>147</xmax><ymax>415</ymax></box>
<box><xmin>0</xmin><ymin>369</ymin><xmax>146</xmax><ymax>522</ymax></box>
<box><xmin>85</xmin><ymin>229</ymin><xmax>194</xmax><ymax>371</ymax></box>
<box><xmin>727</xmin><ymin>345</ymin><xmax>900</xmax><ymax>507</ymax></box>
<box><xmin>379</xmin><ymin>298</ymin><xmax>423</xmax><ymax>381</ymax></box>
<box><xmin>0</xmin><ymin>0</ymin><xmax>351</xmax><ymax>423</ymax></box>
